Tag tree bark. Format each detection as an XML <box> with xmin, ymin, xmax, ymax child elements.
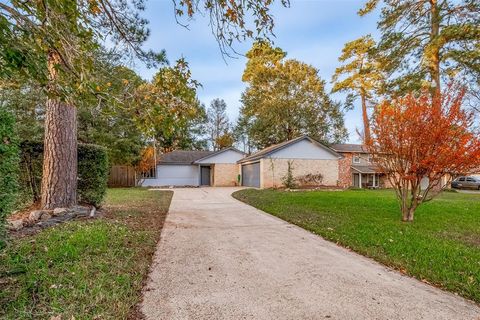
<box><xmin>40</xmin><ymin>50</ymin><xmax>78</xmax><ymax>209</ymax></box>
<box><xmin>361</xmin><ymin>91</ymin><xmax>371</xmax><ymax>144</ymax></box>
<box><xmin>41</xmin><ymin>99</ymin><xmax>77</xmax><ymax>209</ymax></box>
<box><xmin>429</xmin><ymin>0</ymin><xmax>441</xmax><ymax>93</ymax></box>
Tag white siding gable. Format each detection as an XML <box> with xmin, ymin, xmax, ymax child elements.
<box><xmin>268</xmin><ymin>139</ymin><xmax>338</xmax><ymax>160</ymax></box>
<box><xmin>195</xmin><ymin>149</ymin><xmax>245</xmax><ymax>164</ymax></box>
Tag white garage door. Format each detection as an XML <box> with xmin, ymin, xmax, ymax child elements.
<box><xmin>242</xmin><ymin>162</ymin><xmax>260</xmax><ymax>188</ymax></box>
<box><xmin>142</xmin><ymin>165</ymin><xmax>199</xmax><ymax>187</ymax></box>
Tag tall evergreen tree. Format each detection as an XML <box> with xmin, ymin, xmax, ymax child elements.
<box><xmin>332</xmin><ymin>35</ymin><xmax>385</xmax><ymax>143</ymax></box>
<box><xmin>359</xmin><ymin>0</ymin><xmax>480</xmax><ymax>97</ymax></box>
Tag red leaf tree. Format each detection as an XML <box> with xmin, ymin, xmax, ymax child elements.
<box><xmin>367</xmin><ymin>86</ymin><xmax>480</xmax><ymax>222</ymax></box>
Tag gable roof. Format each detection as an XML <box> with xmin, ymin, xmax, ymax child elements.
<box><xmin>331</xmin><ymin>143</ymin><xmax>368</xmax><ymax>153</ymax></box>
<box><xmin>158</xmin><ymin>147</ymin><xmax>246</xmax><ymax>165</ymax></box>
<box><xmin>238</xmin><ymin>136</ymin><xmax>342</xmax><ymax>164</ymax></box>
<box><xmin>193</xmin><ymin>147</ymin><xmax>246</xmax><ymax>163</ymax></box>
<box><xmin>158</xmin><ymin>150</ymin><xmax>214</xmax><ymax>165</ymax></box>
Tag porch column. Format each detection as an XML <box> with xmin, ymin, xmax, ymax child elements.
<box><xmin>373</xmin><ymin>174</ymin><xmax>376</xmax><ymax>188</ymax></box>
<box><xmin>359</xmin><ymin>173</ymin><xmax>362</xmax><ymax>188</ymax></box>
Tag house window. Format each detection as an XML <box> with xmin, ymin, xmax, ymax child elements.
<box><xmin>353</xmin><ymin>156</ymin><xmax>360</xmax><ymax>164</ymax></box>
<box><xmin>368</xmin><ymin>155</ymin><xmax>373</xmax><ymax>163</ymax></box>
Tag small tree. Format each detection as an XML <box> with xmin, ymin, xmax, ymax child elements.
<box><xmin>367</xmin><ymin>87</ymin><xmax>480</xmax><ymax>222</ymax></box>
<box><xmin>282</xmin><ymin>160</ymin><xmax>297</xmax><ymax>189</ymax></box>
<box><xmin>206</xmin><ymin>99</ymin><xmax>231</xmax><ymax>150</ymax></box>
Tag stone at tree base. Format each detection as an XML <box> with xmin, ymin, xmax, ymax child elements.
<box><xmin>7</xmin><ymin>220</ymin><xmax>24</xmax><ymax>231</ymax></box>
<box><xmin>28</xmin><ymin>210</ymin><xmax>54</xmax><ymax>223</ymax></box>
<box><xmin>40</xmin><ymin>213</ymin><xmax>52</xmax><ymax>221</ymax></box>
<box><xmin>89</xmin><ymin>207</ymin><xmax>96</xmax><ymax>218</ymax></box>
<box><xmin>72</xmin><ymin>205</ymin><xmax>90</xmax><ymax>216</ymax></box>
<box><xmin>53</xmin><ymin>207</ymin><xmax>68</xmax><ymax>216</ymax></box>
<box><xmin>29</xmin><ymin>210</ymin><xmax>43</xmax><ymax>222</ymax></box>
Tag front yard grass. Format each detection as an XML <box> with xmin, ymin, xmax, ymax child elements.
<box><xmin>0</xmin><ymin>188</ymin><xmax>172</xmax><ymax>319</ymax></box>
<box><xmin>233</xmin><ymin>189</ymin><xmax>480</xmax><ymax>303</ymax></box>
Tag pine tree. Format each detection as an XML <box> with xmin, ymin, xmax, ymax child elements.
<box><xmin>360</xmin><ymin>0</ymin><xmax>480</xmax><ymax>97</ymax></box>
<box><xmin>332</xmin><ymin>35</ymin><xmax>385</xmax><ymax>143</ymax></box>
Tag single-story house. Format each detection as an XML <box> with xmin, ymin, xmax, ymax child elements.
<box><xmin>238</xmin><ymin>136</ymin><xmax>343</xmax><ymax>188</ymax></box>
<box><xmin>140</xmin><ymin>147</ymin><xmax>246</xmax><ymax>187</ymax></box>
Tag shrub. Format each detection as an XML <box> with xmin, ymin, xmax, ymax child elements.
<box><xmin>19</xmin><ymin>142</ymin><xmax>109</xmax><ymax>208</ymax></box>
<box><xmin>0</xmin><ymin>109</ymin><xmax>19</xmax><ymax>248</ymax></box>
<box><xmin>19</xmin><ymin>141</ymin><xmax>43</xmax><ymax>205</ymax></box>
<box><xmin>297</xmin><ymin>173</ymin><xmax>324</xmax><ymax>186</ymax></box>
<box><xmin>78</xmin><ymin>144</ymin><xmax>109</xmax><ymax>207</ymax></box>
<box><xmin>282</xmin><ymin>160</ymin><xmax>297</xmax><ymax>189</ymax></box>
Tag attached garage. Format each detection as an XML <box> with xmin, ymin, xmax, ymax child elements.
<box><xmin>237</xmin><ymin>135</ymin><xmax>343</xmax><ymax>189</ymax></box>
<box><xmin>241</xmin><ymin>162</ymin><xmax>260</xmax><ymax>187</ymax></box>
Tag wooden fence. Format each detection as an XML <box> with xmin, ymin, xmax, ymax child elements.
<box><xmin>108</xmin><ymin>165</ymin><xmax>137</xmax><ymax>187</ymax></box>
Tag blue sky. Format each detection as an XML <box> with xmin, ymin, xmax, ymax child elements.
<box><xmin>135</xmin><ymin>0</ymin><xmax>381</xmax><ymax>143</ymax></box>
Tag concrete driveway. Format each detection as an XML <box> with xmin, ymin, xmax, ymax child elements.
<box><xmin>141</xmin><ymin>188</ymin><xmax>480</xmax><ymax>320</ymax></box>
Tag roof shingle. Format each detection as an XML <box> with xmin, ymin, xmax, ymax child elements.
<box><xmin>238</xmin><ymin>136</ymin><xmax>341</xmax><ymax>163</ymax></box>
<box><xmin>158</xmin><ymin>150</ymin><xmax>214</xmax><ymax>164</ymax></box>
<box><xmin>331</xmin><ymin>144</ymin><xmax>368</xmax><ymax>153</ymax></box>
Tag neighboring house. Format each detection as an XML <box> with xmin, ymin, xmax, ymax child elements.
<box><xmin>237</xmin><ymin>136</ymin><xmax>343</xmax><ymax>188</ymax></box>
<box><xmin>331</xmin><ymin>144</ymin><xmax>390</xmax><ymax>189</ymax></box>
<box><xmin>140</xmin><ymin>147</ymin><xmax>246</xmax><ymax>187</ymax></box>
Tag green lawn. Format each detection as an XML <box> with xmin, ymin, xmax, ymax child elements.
<box><xmin>233</xmin><ymin>189</ymin><xmax>480</xmax><ymax>303</ymax></box>
<box><xmin>0</xmin><ymin>188</ymin><xmax>172</xmax><ymax>320</ymax></box>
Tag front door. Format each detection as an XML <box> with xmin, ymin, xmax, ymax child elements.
<box><xmin>200</xmin><ymin>166</ymin><xmax>211</xmax><ymax>186</ymax></box>
<box><xmin>353</xmin><ymin>173</ymin><xmax>360</xmax><ymax>188</ymax></box>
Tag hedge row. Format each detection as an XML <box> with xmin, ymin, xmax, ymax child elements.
<box><xmin>20</xmin><ymin>141</ymin><xmax>109</xmax><ymax>208</ymax></box>
<box><xmin>0</xmin><ymin>109</ymin><xmax>19</xmax><ymax>248</ymax></box>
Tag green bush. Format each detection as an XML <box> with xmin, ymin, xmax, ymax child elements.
<box><xmin>19</xmin><ymin>141</ymin><xmax>43</xmax><ymax>205</ymax></box>
<box><xmin>19</xmin><ymin>142</ymin><xmax>109</xmax><ymax>208</ymax></box>
<box><xmin>282</xmin><ymin>160</ymin><xmax>297</xmax><ymax>189</ymax></box>
<box><xmin>0</xmin><ymin>109</ymin><xmax>19</xmax><ymax>248</ymax></box>
<box><xmin>78</xmin><ymin>144</ymin><xmax>109</xmax><ymax>207</ymax></box>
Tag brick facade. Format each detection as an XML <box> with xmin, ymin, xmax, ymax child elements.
<box><xmin>337</xmin><ymin>151</ymin><xmax>392</xmax><ymax>189</ymax></box>
<box><xmin>212</xmin><ymin>164</ymin><xmax>240</xmax><ymax>187</ymax></box>
<box><xmin>338</xmin><ymin>153</ymin><xmax>353</xmax><ymax>188</ymax></box>
<box><xmin>260</xmin><ymin>158</ymin><xmax>339</xmax><ymax>188</ymax></box>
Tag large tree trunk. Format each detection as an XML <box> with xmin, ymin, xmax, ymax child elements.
<box><xmin>41</xmin><ymin>99</ymin><xmax>77</xmax><ymax>209</ymax></box>
<box><xmin>361</xmin><ymin>92</ymin><xmax>371</xmax><ymax>144</ymax></box>
<box><xmin>40</xmin><ymin>50</ymin><xmax>78</xmax><ymax>209</ymax></box>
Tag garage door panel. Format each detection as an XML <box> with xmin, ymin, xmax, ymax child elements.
<box><xmin>142</xmin><ymin>165</ymin><xmax>199</xmax><ymax>186</ymax></box>
<box><xmin>242</xmin><ymin>162</ymin><xmax>260</xmax><ymax>187</ymax></box>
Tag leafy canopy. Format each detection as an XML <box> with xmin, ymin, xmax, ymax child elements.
<box><xmin>239</xmin><ymin>41</ymin><xmax>347</xmax><ymax>149</ymax></box>
<box><xmin>359</xmin><ymin>0</ymin><xmax>480</xmax><ymax>96</ymax></box>
<box><xmin>0</xmin><ymin>0</ymin><xmax>164</xmax><ymax>102</ymax></box>
<box><xmin>132</xmin><ymin>59</ymin><xmax>207</xmax><ymax>152</ymax></box>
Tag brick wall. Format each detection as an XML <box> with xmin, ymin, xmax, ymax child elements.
<box><xmin>213</xmin><ymin>164</ymin><xmax>240</xmax><ymax>186</ymax></box>
<box><xmin>338</xmin><ymin>153</ymin><xmax>353</xmax><ymax>188</ymax></box>
<box><xmin>260</xmin><ymin>158</ymin><xmax>339</xmax><ymax>188</ymax></box>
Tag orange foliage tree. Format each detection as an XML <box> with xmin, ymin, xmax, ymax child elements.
<box><xmin>138</xmin><ymin>146</ymin><xmax>156</xmax><ymax>175</ymax></box>
<box><xmin>367</xmin><ymin>87</ymin><xmax>480</xmax><ymax>222</ymax></box>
